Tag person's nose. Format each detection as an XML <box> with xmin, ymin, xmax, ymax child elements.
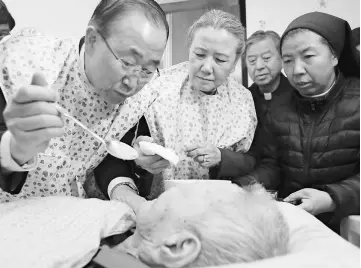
<box><xmin>120</xmin><ymin>75</ymin><xmax>139</xmax><ymax>96</ymax></box>
<box><xmin>293</xmin><ymin>58</ymin><xmax>306</xmax><ymax>76</ymax></box>
<box><xmin>255</xmin><ymin>58</ymin><xmax>265</xmax><ymax>70</ymax></box>
<box><xmin>200</xmin><ymin>57</ymin><xmax>214</xmax><ymax>75</ymax></box>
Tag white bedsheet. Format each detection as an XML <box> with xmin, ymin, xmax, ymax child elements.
<box><xmin>0</xmin><ymin>197</ymin><xmax>359</xmax><ymax>268</ymax></box>
<box><xmin>0</xmin><ymin>196</ymin><xmax>135</xmax><ymax>268</ymax></box>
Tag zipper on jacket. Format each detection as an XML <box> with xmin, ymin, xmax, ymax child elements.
<box><xmin>304</xmin><ymin>113</ymin><xmax>316</xmax><ymax>180</ymax></box>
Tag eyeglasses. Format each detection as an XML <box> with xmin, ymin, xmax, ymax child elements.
<box><xmin>96</xmin><ymin>30</ymin><xmax>160</xmax><ymax>78</ymax></box>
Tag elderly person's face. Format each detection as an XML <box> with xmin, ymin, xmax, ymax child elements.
<box><xmin>85</xmin><ymin>11</ymin><xmax>167</xmax><ymax>105</ymax></box>
<box><xmin>119</xmin><ymin>183</ymin><xmax>289</xmax><ymax>268</ymax></box>
<box><xmin>246</xmin><ymin>37</ymin><xmax>282</xmax><ymax>89</ymax></box>
<box><xmin>188</xmin><ymin>27</ymin><xmax>239</xmax><ymax>93</ymax></box>
<box><xmin>281</xmin><ymin>30</ymin><xmax>338</xmax><ymax>97</ymax></box>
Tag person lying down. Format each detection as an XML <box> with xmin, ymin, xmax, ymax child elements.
<box><xmin>0</xmin><ymin>183</ymin><xmax>358</xmax><ymax>268</ymax></box>
<box><xmin>117</xmin><ymin>183</ymin><xmax>289</xmax><ymax>267</ymax></box>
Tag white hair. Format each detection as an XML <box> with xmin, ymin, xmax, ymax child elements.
<box><xmin>179</xmin><ymin>183</ymin><xmax>290</xmax><ymax>267</ymax></box>
<box><xmin>186</xmin><ymin>9</ymin><xmax>245</xmax><ymax>57</ymax></box>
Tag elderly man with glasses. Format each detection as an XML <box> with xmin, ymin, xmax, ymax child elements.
<box><xmin>0</xmin><ymin>0</ymin><xmax>170</xmax><ymax>212</ymax></box>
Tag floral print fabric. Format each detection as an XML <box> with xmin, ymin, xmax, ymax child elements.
<box><xmin>0</xmin><ymin>28</ymin><xmax>158</xmax><ymax>203</ymax></box>
<box><xmin>145</xmin><ymin>62</ymin><xmax>257</xmax><ymax>198</ymax></box>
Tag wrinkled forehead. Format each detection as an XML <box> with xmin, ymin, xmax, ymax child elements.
<box><xmin>164</xmin><ymin>183</ymin><xmax>243</xmax><ymax>213</ymax></box>
<box><xmin>191</xmin><ymin>27</ymin><xmax>240</xmax><ymax>55</ymax></box>
<box><xmin>107</xmin><ymin>11</ymin><xmax>167</xmax><ymax>59</ymax></box>
<box><xmin>247</xmin><ymin>37</ymin><xmax>279</xmax><ymax>56</ymax></box>
<box><xmin>281</xmin><ymin>29</ymin><xmax>325</xmax><ymax>54</ymax></box>
<box><xmin>137</xmin><ymin>183</ymin><xmax>246</xmax><ymax>230</ymax></box>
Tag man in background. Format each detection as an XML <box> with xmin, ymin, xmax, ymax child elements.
<box><xmin>233</xmin><ymin>30</ymin><xmax>292</xmax><ymax>187</ymax></box>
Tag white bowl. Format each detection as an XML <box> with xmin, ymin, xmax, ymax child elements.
<box><xmin>164</xmin><ymin>179</ymin><xmax>231</xmax><ymax>191</ymax></box>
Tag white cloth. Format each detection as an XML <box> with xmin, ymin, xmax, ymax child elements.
<box><xmin>0</xmin><ymin>196</ymin><xmax>135</xmax><ymax>268</ymax></box>
<box><xmin>107</xmin><ymin>176</ymin><xmax>138</xmax><ymax>198</ymax></box>
<box><xmin>0</xmin><ymin>199</ymin><xmax>358</xmax><ymax>268</ymax></box>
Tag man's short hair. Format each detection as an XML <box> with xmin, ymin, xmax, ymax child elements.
<box><xmin>0</xmin><ymin>1</ymin><xmax>15</xmax><ymax>30</ymax></box>
<box><xmin>243</xmin><ymin>30</ymin><xmax>281</xmax><ymax>58</ymax></box>
<box><xmin>90</xmin><ymin>0</ymin><xmax>169</xmax><ymax>40</ymax></box>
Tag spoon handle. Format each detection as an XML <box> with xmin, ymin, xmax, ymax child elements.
<box><xmin>55</xmin><ymin>104</ymin><xmax>105</xmax><ymax>145</ymax></box>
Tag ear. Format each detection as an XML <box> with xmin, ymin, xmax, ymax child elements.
<box><xmin>158</xmin><ymin>230</ymin><xmax>201</xmax><ymax>268</ymax></box>
<box><xmin>84</xmin><ymin>25</ymin><xmax>99</xmax><ymax>55</ymax></box>
<box><xmin>331</xmin><ymin>54</ymin><xmax>339</xmax><ymax>68</ymax></box>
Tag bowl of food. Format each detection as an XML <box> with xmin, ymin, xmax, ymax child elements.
<box><xmin>164</xmin><ymin>179</ymin><xmax>231</xmax><ymax>191</ymax></box>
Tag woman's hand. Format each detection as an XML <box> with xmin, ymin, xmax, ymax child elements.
<box><xmin>185</xmin><ymin>144</ymin><xmax>221</xmax><ymax>168</ymax></box>
<box><xmin>283</xmin><ymin>188</ymin><xmax>336</xmax><ymax>215</ymax></box>
<box><xmin>133</xmin><ymin>136</ymin><xmax>170</xmax><ymax>174</ymax></box>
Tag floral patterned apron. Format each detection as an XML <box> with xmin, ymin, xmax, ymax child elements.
<box><xmin>144</xmin><ymin>62</ymin><xmax>257</xmax><ymax>198</ymax></box>
<box><xmin>0</xmin><ymin>28</ymin><xmax>158</xmax><ymax>202</ymax></box>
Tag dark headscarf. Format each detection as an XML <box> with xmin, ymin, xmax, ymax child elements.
<box><xmin>352</xmin><ymin>27</ymin><xmax>360</xmax><ymax>47</ymax></box>
<box><xmin>0</xmin><ymin>0</ymin><xmax>15</xmax><ymax>30</ymax></box>
<box><xmin>280</xmin><ymin>12</ymin><xmax>360</xmax><ymax>78</ymax></box>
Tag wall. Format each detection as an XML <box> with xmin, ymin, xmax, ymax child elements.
<box><xmin>5</xmin><ymin>0</ymin><xmax>100</xmax><ymax>38</ymax></box>
<box><xmin>246</xmin><ymin>0</ymin><xmax>360</xmax><ymax>37</ymax></box>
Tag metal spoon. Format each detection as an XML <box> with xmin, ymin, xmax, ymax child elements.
<box><xmin>55</xmin><ymin>104</ymin><xmax>139</xmax><ymax>160</ymax></box>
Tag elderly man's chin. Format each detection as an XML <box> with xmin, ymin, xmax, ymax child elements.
<box><xmin>102</xmin><ymin>89</ymin><xmax>128</xmax><ymax>105</ymax></box>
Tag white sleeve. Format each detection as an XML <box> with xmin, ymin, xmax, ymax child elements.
<box><xmin>107</xmin><ymin>177</ymin><xmax>139</xmax><ymax>199</ymax></box>
<box><xmin>0</xmin><ymin>130</ymin><xmax>38</xmax><ymax>172</ymax></box>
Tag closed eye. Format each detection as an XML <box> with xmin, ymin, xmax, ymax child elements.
<box><xmin>215</xmin><ymin>58</ymin><xmax>227</xmax><ymax>63</ymax></box>
<box><xmin>142</xmin><ymin>68</ymin><xmax>153</xmax><ymax>75</ymax></box>
<box><xmin>195</xmin><ymin>53</ymin><xmax>205</xmax><ymax>58</ymax></box>
<box><xmin>121</xmin><ymin>59</ymin><xmax>135</xmax><ymax>67</ymax></box>
<box><xmin>247</xmin><ymin>58</ymin><xmax>256</xmax><ymax>64</ymax></box>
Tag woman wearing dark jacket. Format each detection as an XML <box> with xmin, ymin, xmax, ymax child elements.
<box><xmin>236</xmin><ymin>12</ymin><xmax>360</xmax><ymax>233</ymax></box>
